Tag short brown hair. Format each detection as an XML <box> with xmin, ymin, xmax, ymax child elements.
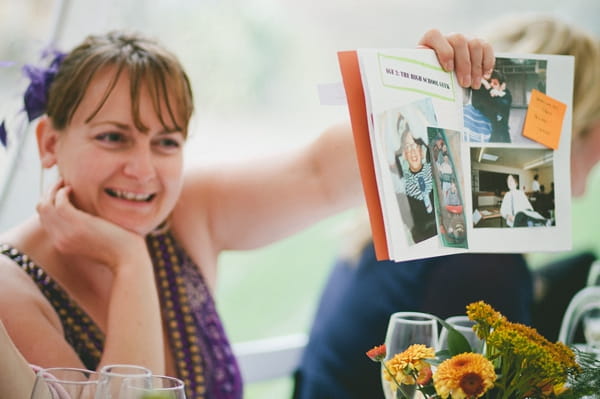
<box><xmin>46</xmin><ymin>30</ymin><xmax>194</xmax><ymax>136</ymax></box>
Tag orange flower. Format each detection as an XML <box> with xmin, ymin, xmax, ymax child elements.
<box><xmin>433</xmin><ymin>353</ymin><xmax>496</xmax><ymax>399</ymax></box>
<box><xmin>416</xmin><ymin>364</ymin><xmax>433</xmax><ymax>385</ymax></box>
<box><xmin>366</xmin><ymin>344</ymin><xmax>387</xmax><ymax>362</ymax></box>
<box><xmin>384</xmin><ymin>344</ymin><xmax>435</xmax><ymax>385</ymax></box>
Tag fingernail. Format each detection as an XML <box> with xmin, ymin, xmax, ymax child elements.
<box><xmin>483</xmin><ymin>69</ymin><xmax>492</xmax><ymax>79</ymax></box>
<box><xmin>461</xmin><ymin>75</ymin><xmax>471</xmax><ymax>87</ymax></box>
<box><xmin>446</xmin><ymin>60</ymin><xmax>454</xmax><ymax>71</ymax></box>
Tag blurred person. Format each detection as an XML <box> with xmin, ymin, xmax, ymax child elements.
<box><xmin>486</xmin><ymin>14</ymin><xmax>600</xmax><ymax>340</ymax></box>
<box><xmin>293</xmin><ymin>15</ymin><xmax>600</xmax><ymax>399</ymax></box>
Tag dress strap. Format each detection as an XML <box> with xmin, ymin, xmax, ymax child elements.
<box><xmin>146</xmin><ymin>232</ymin><xmax>243</xmax><ymax>399</ymax></box>
<box><xmin>0</xmin><ymin>243</ymin><xmax>104</xmax><ymax>370</ymax></box>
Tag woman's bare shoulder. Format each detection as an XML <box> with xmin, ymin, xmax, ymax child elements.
<box><xmin>0</xmin><ymin>230</ymin><xmax>62</xmax><ymax>323</ymax></box>
<box><xmin>0</xmin><ymin>253</ymin><xmax>55</xmax><ymax>314</ymax></box>
<box><xmin>0</xmin><ymin>254</ymin><xmax>84</xmax><ymax>367</ymax></box>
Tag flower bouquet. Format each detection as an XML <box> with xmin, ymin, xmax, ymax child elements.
<box><xmin>367</xmin><ymin>301</ymin><xmax>600</xmax><ymax>399</ymax></box>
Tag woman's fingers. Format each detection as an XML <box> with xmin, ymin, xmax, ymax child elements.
<box><xmin>37</xmin><ymin>178</ymin><xmax>63</xmax><ymax>212</ymax></box>
<box><xmin>53</xmin><ymin>185</ymin><xmax>73</xmax><ymax>213</ymax></box>
<box><xmin>418</xmin><ymin>29</ymin><xmax>455</xmax><ymax>71</ymax></box>
<box><xmin>418</xmin><ymin>29</ymin><xmax>495</xmax><ymax>90</ymax></box>
<box><xmin>479</xmin><ymin>39</ymin><xmax>495</xmax><ymax>82</ymax></box>
<box><xmin>446</xmin><ymin>33</ymin><xmax>472</xmax><ymax>88</ymax></box>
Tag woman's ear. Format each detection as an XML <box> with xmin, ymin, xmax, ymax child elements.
<box><xmin>36</xmin><ymin>117</ymin><xmax>59</xmax><ymax>168</ymax></box>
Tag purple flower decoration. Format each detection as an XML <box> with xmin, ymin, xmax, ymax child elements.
<box><xmin>22</xmin><ymin>49</ymin><xmax>66</xmax><ymax>122</ymax></box>
<box><xmin>0</xmin><ymin>120</ymin><xmax>7</xmax><ymax>148</ymax></box>
<box><xmin>0</xmin><ymin>49</ymin><xmax>65</xmax><ymax>149</ymax></box>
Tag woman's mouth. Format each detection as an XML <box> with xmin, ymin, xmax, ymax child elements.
<box><xmin>105</xmin><ymin>188</ymin><xmax>155</xmax><ymax>202</ymax></box>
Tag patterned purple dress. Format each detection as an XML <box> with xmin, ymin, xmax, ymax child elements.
<box><xmin>0</xmin><ymin>231</ymin><xmax>243</xmax><ymax>399</ymax></box>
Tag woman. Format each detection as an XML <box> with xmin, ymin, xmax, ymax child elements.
<box><xmin>0</xmin><ymin>29</ymin><xmax>491</xmax><ymax>398</ymax></box>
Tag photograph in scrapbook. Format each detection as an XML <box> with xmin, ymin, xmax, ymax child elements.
<box><xmin>464</xmin><ymin>57</ymin><xmax>547</xmax><ymax>145</ymax></box>
<box><xmin>427</xmin><ymin>126</ymin><xmax>468</xmax><ymax>248</ymax></box>
<box><xmin>471</xmin><ymin>146</ymin><xmax>555</xmax><ymax>229</ymax></box>
<box><xmin>377</xmin><ymin>99</ymin><xmax>438</xmax><ymax>247</ymax></box>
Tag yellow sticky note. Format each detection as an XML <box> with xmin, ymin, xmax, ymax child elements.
<box><xmin>522</xmin><ymin>89</ymin><xmax>566</xmax><ymax>149</ymax></box>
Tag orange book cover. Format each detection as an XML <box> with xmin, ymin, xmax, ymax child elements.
<box><xmin>337</xmin><ymin>50</ymin><xmax>389</xmax><ymax>260</ymax></box>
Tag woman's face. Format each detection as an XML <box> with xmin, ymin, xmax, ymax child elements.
<box><xmin>52</xmin><ymin>67</ymin><xmax>185</xmax><ymax>235</ymax></box>
<box><xmin>507</xmin><ymin>175</ymin><xmax>516</xmax><ymax>191</ymax></box>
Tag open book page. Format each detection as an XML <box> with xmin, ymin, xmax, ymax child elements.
<box><xmin>339</xmin><ymin>49</ymin><xmax>573</xmax><ymax>262</ymax></box>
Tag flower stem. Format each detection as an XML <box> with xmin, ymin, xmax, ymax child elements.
<box><xmin>382</xmin><ymin>362</ymin><xmax>412</xmax><ymax>399</ymax></box>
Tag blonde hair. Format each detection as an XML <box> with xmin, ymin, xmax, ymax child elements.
<box><xmin>481</xmin><ymin>14</ymin><xmax>600</xmax><ymax>139</ymax></box>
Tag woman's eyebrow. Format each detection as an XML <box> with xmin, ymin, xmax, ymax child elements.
<box><xmin>89</xmin><ymin>120</ymin><xmax>131</xmax><ymax>130</ymax></box>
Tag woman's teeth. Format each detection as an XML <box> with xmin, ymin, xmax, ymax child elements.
<box><xmin>107</xmin><ymin>189</ymin><xmax>154</xmax><ymax>202</ymax></box>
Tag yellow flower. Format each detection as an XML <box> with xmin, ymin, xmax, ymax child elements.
<box><xmin>384</xmin><ymin>344</ymin><xmax>435</xmax><ymax>385</ymax></box>
<box><xmin>466</xmin><ymin>301</ymin><xmax>506</xmax><ymax>339</ymax></box>
<box><xmin>486</xmin><ymin>321</ymin><xmax>579</xmax><ymax>390</ymax></box>
<box><xmin>433</xmin><ymin>353</ymin><xmax>496</xmax><ymax>399</ymax></box>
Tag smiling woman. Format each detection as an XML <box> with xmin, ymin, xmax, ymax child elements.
<box><xmin>1</xmin><ymin>2</ymin><xmax>600</xmax><ymax>399</ymax></box>
<box><xmin>0</xmin><ymin>31</ymin><xmax>246</xmax><ymax>399</ymax></box>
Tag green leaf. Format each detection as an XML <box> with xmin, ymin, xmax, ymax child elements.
<box><xmin>438</xmin><ymin>317</ymin><xmax>473</xmax><ymax>355</ymax></box>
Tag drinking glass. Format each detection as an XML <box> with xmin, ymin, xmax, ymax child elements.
<box><xmin>587</xmin><ymin>261</ymin><xmax>600</xmax><ymax>287</ymax></box>
<box><xmin>438</xmin><ymin>315</ymin><xmax>484</xmax><ymax>353</ymax></box>
<box><xmin>583</xmin><ymin>308</ymin><xmax>600</xmax><ymax>354</ymax></box>
<box><xmin>30</xmin><ymin>367</ymin><xmax>98</xmax><ymax>399</ymax></box>
<box><xmin>95</xmin><ymin>364</ymin><xmax>152</xmax><ymax>399</ymax></box>
<box><xmin>121</xmin><ymin>375</ymin><xmax>186</xmax><ymax>399</ymax></box>
<box><xmin>382</xmin><ymin>312</ymin><xmax>439</xmax><ymax>399</ymax></box>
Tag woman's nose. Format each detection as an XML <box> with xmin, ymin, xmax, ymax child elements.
<box><xmin>123</xmin><ymin>146</ymin><xmax>156</xmax><ymax>181</ymax></box>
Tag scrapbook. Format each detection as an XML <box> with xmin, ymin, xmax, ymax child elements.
<box><xmin>338</xmin><ymin>49</ymin><xmax>573</xmax><ymax>261</ymax></box>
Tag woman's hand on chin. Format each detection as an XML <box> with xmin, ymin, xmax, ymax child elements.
<box><xmin>36</xmin><ymin>179</ymin><xmax>148</xmax><ymax>273</ymax></box>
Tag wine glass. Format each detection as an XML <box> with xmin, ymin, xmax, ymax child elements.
<box><xmin>121</xmin><ymin>375</ymin><xmax>186</xmax><ymax>399</ymax></box>
<box><xmin>30</xmin><ymin>367</ymin><xmax>98</xmax><ymax>399</ymax></box>
<box><xmin>583</xmin><ymin>308</ymin><xmax>600</xmax><ymax>355</ymax></box>
<box><xmin>438</xmin><ymin>315</ymin><xmax>484</xmax><ymax>353</ymax></box>
<box><xmin>95</xmin><ymin>364</ymin><xmax>152</xmax><ymax>399</ymax></box>
<box><xmin>382</xmin><ymin>312</ymin><xmax>439</xmax><ymax>399</ymax></box>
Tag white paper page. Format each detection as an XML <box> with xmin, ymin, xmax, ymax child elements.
<box><xmin>464</xmin><ymin>52</ymin><xmax>573</xmax><ymax>254</ymax></box>
<box><xmin>354</xmin><ymin>49</ymin><xmax>573</xmax><ymax>261</ymax></box>
<box><xmin>357</xmin><ymin>54</ymin><xmax>408</xmax><ymax>252</ymax></box>
<box><xmin>356</xmin><ymin>48</ymin><xmax>466</xmax><ymax>261</ymax></box>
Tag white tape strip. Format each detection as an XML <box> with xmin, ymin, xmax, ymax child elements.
<box><xmin>317</xmin><ymin>82</ymin><xmax>347</xmax><ymax>106</ymax></box>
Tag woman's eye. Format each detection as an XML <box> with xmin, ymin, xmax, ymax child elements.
<box><xmin>96</xmin><ymin>132</ymin><xmax>127</xmax><ymax>143</ymax></box>
<box><xmin>155</xmin><ymin>138</ymin><xmax>182</xmax><ymax>149</ymax></box>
